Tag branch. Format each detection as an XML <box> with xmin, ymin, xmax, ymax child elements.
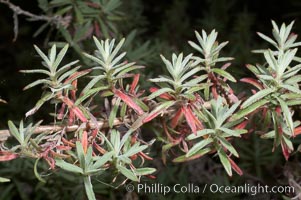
<box><xmin>0</xmin><ymin>0</ymin><xmax>71</xmax><ymax>41</ymax></box>
<box><xmin>0</xmin><ymin>118</ymin><xmax>129</xmax><ymax>142</ymax></box>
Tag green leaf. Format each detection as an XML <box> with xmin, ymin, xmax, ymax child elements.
<box><xmin>112</xmin><ymin>63</ymin><xmax>140</xmax><ymax>76</ymax></box>
<box><xmin>8</xmin><ymin>121</ymin><xmax>22</xmax><ymax>144</ymax></box>
<box><xmin>83</xmin><ymin>176</ymin><xmax>96</xmax><ymax>200</ymax></box>
<box><xmin>76</xmin><ymin>87</ymin><xmax>108</xmax><ymax>105</ymax></box>
<box><xmin>232</xmin><ymin>99</ymin><xmax>268</xmax><ymax>120</ymax></box>
<box><xmin>83</xmin><ymin>53</ymin><xmax>105</xmax><ymax>66</ymax></box>
<box><xmin>144</xmin><ymin>101</ymin><xmax>174</xmax><ymax>123</ymax></box>
<box><xmin>211</xmin><ymin>68</ymin><xmax>236</xmax><ymax>82</ymax></box>
<box><xmin>188</xmin><ymin>41</ymin><xmax>203</xmax><ymax>54</ymax></box>
<box><xmin>23</xmin><ymin>79</ymin><xmax>52</xmax><ymax>90</ymax></box>
<box><xmin>147</xmin><ymin>88</ymin><xmax>174</xmax><ymax>100</ymax></box>
<box><xmin>34</xmin><ymin>158</ymin><xmax>46</xmax><ymax>183</ymax></box>
<box><xmin>149</xmin><ymin>77</ymin><xmax>175</xmax><ymax>85</ymax></box>
<box><xmin>286</xmin><ymin>99</ymin><xmax>301</xmax><ymax>106</ymax></box>
<box><xmin>53</xmin><ymin>44</ymin><xmax>69</xmax><ymax>72</ymax></box>
<box><xmin>257</xmin><ymin>32</ymin><xmax>277</xmax><ymax>48</ymax></box>
<box><xmin>76</xmin><ymin>141</ymin><xmax>86</xmax><ymax>169</ymax></box>
<box><xmin>118</xmin><ymin>129</ymin><xmax>135</xmax><ymax>153</ymax></box>
<box><xmin>20</xmin><ymin>69</ymin><xmax>51</xmax><ymax>76</ymax></box>
<box><xmin>179</xmin><ymin>66</ymin><xmax>202</xmax><ymax>83</ymax></box>
<box><xmin>284</xmin><ymin>75</ymin><xmax>301</xmax><ymax>85</ymax></box>
<box><xmin>173</xmin><ymin>148</ymin><xmax>211</xmax><ymax>162</ymax></box>
<box><xmin>0</xmin><ymin>177</ymin><xmax>10</xmax><ymax>182</ymax></box>
<box><xmin>49</xmin><ymin>44</ymin><xmax>56</xmax><ymax>67</ymax></box>
<box><xmin>110</xmin><ymin>130</ymin><xmax>120</xmax><ymax>154</ymax></box>
<box><xmin>81</xmin><ymin>75</ymin><xmax>106</xmax><ymax>95</ymax></box>
<box><xmin>186</xmin><ymin>138</ymin><xmax>213</xmax><ymax>157</ymax></box>
<box><xmin>133</xmin><ymin>98</ymin><xmax>149</xmax><ymax>112</ymax></box>
<box><xmin>280</xmin><ymin>84</ymin><xmax>301</xmax><ymax>94</ymax></box>
<box><xmin>217</xmin><ymin>101</ymin><xmax>241</xmax><ymax>127</ymax></box>
<box><xmin>271</xmin><ymin>111</ymin><xmax>281</xmax><ymax>147</ymax></box>
<box><xmin>118</xmin><ymin>155</ymin><xmax>132</xmax><ymax>164</ymax></box>
<box><xmin>55</xmin><ymin>159</ymin><xmax>84</xmax><ymax>174</ymax></box>
<box><xmin>117</xmin><ymin>165</ymin><xmax>138</xmax><ymax>181</ymax></box>
<box><xmin>218</xmin><ymin>148</ymin><xmax>232</xmax><ymax>176</ymax></box>
<box><xmin>186</xmin><ymin>129</ymin><xmax>215</xmax><ymax>140</ymax></box>
<box><xmin>241</xmin><ymin>88</ymin><xmax>275</xmax><ymax>108</ymax></box>
<box><xmin>55</xmin><ymin>60</ymin><xmax>79</xmax><ymax>79</ymax></box>
<box><xmin>123</xmin><ymin>144</ymin><xmax>148</xmax><ymax>157</ymax></box>
<box><xmin>26</xmin><ymin>92</ymin><xmax>53</xmax><ymax>117</ymax></box>
<box><xmin>218</xmin><ymin>127</ymin><xmax>244</xmax><ymax>137</ymax></box>
<box><xmin>217</xmin><ymin>137</ymin><xmax>239</xmax><ymax>157</ymax></box>
<box><xmin>134</xmin><ymin>168</ymin><xmax>156</xmax><ymax>176</ymax></box>
<box><xmin>277</xmin><ymin>97</ymin><xmax>294</xmax><ymax>135</ymax></box>
<box><xmin>109</xmin><ymin>98</ymin><xmax>121</xmax><ymax>128</ymax></box>
<box><xmin>92</xmin><ymin>151</ymin><xmax>114</xmax><ymax>169</ymax></box>
<box><xmin>261</xmin><ymin>130</ymin><xmax>275</xmax><ymax>139</ymax></box>
<box><xmin>110</xmin><ymin>38</ymin><xmax>125</xmax><ymax>61</ymax></box>
<box><xmin>34</xmin><ymin>45</ymin><xmax>51</xmax><ymax>67</ymax></box>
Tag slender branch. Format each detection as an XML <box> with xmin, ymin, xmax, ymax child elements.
<box><xmin>0</xmin><ymin>0</ymin><xmax>71</xmax><ymax>40</ymax></box>
<box><xmin>0</xmin><ymin>118</ymin><xmax>130</xmax><ymax>142</ymax></box>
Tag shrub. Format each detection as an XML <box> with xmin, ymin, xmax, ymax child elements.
<box><xmin>0</xmin><ymin>1</ymin><xmax>301</xmax><ymax>199</ymax></box>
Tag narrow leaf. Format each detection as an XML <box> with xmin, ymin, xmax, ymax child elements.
<box><xmin>115</xmin><ymin>90</ymin><xmax>144</xmax><ymax>115</ymax></box>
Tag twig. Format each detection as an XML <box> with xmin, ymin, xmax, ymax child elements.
<box><xmin>0</xmin><ymin>118</ymin><xmax>130</xmax><ymax>142</ymax></box>
<box><xmin>0</xmin><ymin>0</ymin><xmax>71</xmax><ymax>41</ymax></box>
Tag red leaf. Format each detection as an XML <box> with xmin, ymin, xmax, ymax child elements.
<box><xmin>57</xmin><ymin>103</ymin><xmax>66</xmax><ymax>120</ymax></box>
<box><xmin>138</xmin><ymin>152</ymin><xmax>153</xmax><ymax>160</ymax></box>
<box><xmin>187</xmin><ymin>106</ymin><xmax>204</xmax><ymax>130</ymax></box>
<box><xmin>85</xmin><ymin>1</ymin><xmax>100</xmax><ymax>8</ymax></box>
<box><xmin>60</xmin><ymin>96</ymin><xmax>88</xmax><ymax>122</ymax></box>
<box><xmin>68</xmin><ymin>110</ymin><xmax>75</xmax><ymax>126</ymax></box>
<box><xmin>0</xmin><ymin>153</ymin><xmax>18</xmax><ymax>162</ymax></box>
<box><xmin>294</xmin><ymin>126</ymin><xmax>301</xmax><ymax>136</ymax></box>
<box><xmin>94</xmin><ymin>20</ymin><xmax>101</xmax><ymax>37</ymax></box>
<box><xmin>234</xmin><ymin>120</ymin><xmax>248</xmax><ymax>130</ymax></box>
<box><xmin>146</xmin><ymin>175</ymin><xmax>156</xmax><ymax>179</ymax></box>
<box><xmin>149</xmin><ymin>87</ymin><xmax>174</xmax><ymax>100</ymax></box>
<box><xmin>228</xmin><ymin>93</ymin><xmax>239</xmax><ymax>103</ymax></box>
<box><xmin>130</xmin><ymin>154</ymin><xmax>138</xmax><ymax>160</ymax></box>
<box><xmin>221</xmin><ymin>63</ymin><xmax>231</xmax><ymax>70</ymax></box>
<box><xmin>281</xmin><ymin>141</ymin><xmax>290</xmax><ymax>161</ymax></box>
<box><xmin>56</xmin><ymin>145</ymin><xmax>72</xmax><ymax>151</ymax></box>
<box><xmin>115</xmin><ymin>89</ymin><xmax>144</xmax><ymax>115</ymax></box>
<box><xmin>93</xmin><ymin>142</ymin><xmax>107</xmax><ymax>155</ymax></box>
<box><xmin>72</xmin><ymin>107</ymin><xmax>88</xmax><ymax>122</ymax></box>
<box><xmin>182</xmin><ymin>106</ymin><xmax>203</xmax><ymax>134</ymax></box>
<box><xmin>62</xmin><ymin>137</ymin><xmax>76</xmax><ymax>147</ymax></box>
<box><xmin>91</xmin><ymin>129</ymin><xmax>98</xmax><ymax>138</ymax></box>
<box><xmin>275</xmin><ymin>106</ymin><xmax>281</xmax><ymax>115</ymax></box>
<box><xmin>182</xmin><ymin>106</ymin><xmax>196</xmax><ymax>133</ymax></box>
<box><xmin>130</xmin><ymin>74</ymin><xmax>140</xmax><ymax>94</ymax></box>
<box><xmin>251</xmin><ymin>89</ymin><xmax>257</xmax><ymax>94</ymax></box>
<box><xmin>212</xmin><ymin>86</ymin><xmax>218</xmax><ymax>99</ymax></box>
<box><xmin>82</xmin><ymin>131</ymin><xmax>88</xmax><ymax>154</ymax></box>
<box><xmin>171</xmin><ymin>109</ymin><xmax>183</xmax><ymax>128</ymax></box>
<box><xmin>228</xmin><ymin>157</ymin><xmax>243</xmax><ymax>176</ymax></box>
<box><xmin>143</xmin><ymin>111</ymin><xmax>161</xmax><ymax>123</ymax></box>
<box><xmin>63</xmin><ymin>69</ymin><xmax>92</xmax><ymax>84</ymax></box>
<box><xmin>240</xmin><ymin>78</ymin><xmax>264</xmax><ymax>90</ymax></box>
<box><xmin>71</xmin><ymin>80</ymin><xmax>77</xmax><ymax>100</ymax></box>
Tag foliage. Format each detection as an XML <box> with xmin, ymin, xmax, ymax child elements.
<box><xmin>0</xmin><ymin>1</ymin><xmax>301</xmax><ymax>199</ymax></box>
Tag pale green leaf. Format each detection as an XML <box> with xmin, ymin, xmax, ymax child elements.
<box><xmin>241</xmin><ymin>88</ymin><xmax>275</xmax><ymax>108</ymax></box>
<box><xmin>55</xmin><ymin>159</ymin><xmax>84</xmax><ymax>174</ymax></box>
<box><xmin>186</xmin><ymin>138</ymin><xmax>213</xmax><ymax>157</ymax></box>
<box><xmin>117</xmin><ymin>165</ymin><xmax>138</xmax><ymax>181</ymax></box>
